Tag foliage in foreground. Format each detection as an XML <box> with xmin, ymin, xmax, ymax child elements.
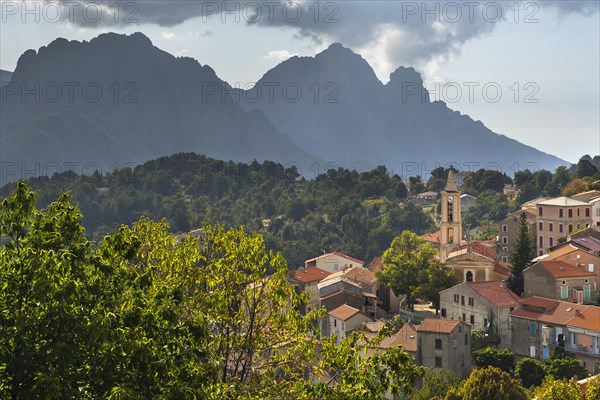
<box><xmin>444</xmin><ymin>366</ymin><xmax>527</xmax><ymax>400</ymax></box>
<box><xmin>0</xmin><ymin>182</ymin><xmax>423</xmax><ymax>399</ymax></box>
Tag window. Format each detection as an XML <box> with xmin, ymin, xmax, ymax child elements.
<box><xmin>568</xmin><ymin>209</ymin><xmax>573</xmax><ymax>218</ymax></box>
<box><xmin>468</xmin><ymin>297</ymin><xmax>474</xmax><ymax>306</ymax></box>
<box><xmin>559</xmin><ymin>224</ymin><xmax>564</xmax><ymax>233</ymax></box>
<box><xmin>577</xmin><ymin>208</ymin><xmax>580</xmax><ymax>217</ymax></box>
<box><xmin>530</xmin><ymin>323</ymin><xmax>537</xmax><ymax>336</ymax></box>
<box><xmin>462</xmin><ymin>313</ymin><xmax>466</xmax><ymax>322</ymax></box>
<box><xmin>502</xmin><ymin>247</ymin><xmax>508</xmax><ymax>252</ymax></box>
<box><xmin>539</xmin><ymin>222</ymin><xmax>543</xmax><ymax>231</ymax></box>
<box><xmin>454</xmin><ymin>294</ymin><xmax>459</xmax><ymax>303</ymax></box>
<box><xmin>559</xmin><ymin>209</ymin><xmax>564</xmax><ymax>218</ymax></box>
<box><xmin>441</xmin><ymin>308</ymin><xmax>447</xmax><ymax>317</ymax></box>
<box><xmin>461</xmin><ymin>295</ymin><xmax>465</xmax><ymax>305</ymax></box>
<box><xmin>584</xmin><ymin>284</ymin><xmax>591</xmax><ymax>303</ymax></box>
<box><xmin>466</xmin><ymin>271</ymin><xmax>473</xmax><ymax>282</ymax></box>
<box><xmin>470</xmin><ymin>315</ymin><xmax>475</xmax><ymax>324</ymax></box>
<box><xmin>502</xmin><ymin>224</ymin><xmax>507</xmax><ymax>232</ymax></box>
<box><xmin>435</xmin><ymin>357</ymin><xmax>442</xmax><ymax>368</ymax></box>
<box><xmin>569</xmin><ymin>224</ymin><xmax>573</xmax><ymax>233</ymax></box>
<box><xmin>561</xmin><ymin>285</ymin><xmax>568</xmax><ymax>299</ymax></box>
<box><xmin>465</xmin><ymin>334</ymin><xmax>469</xmax><ymax>345</ymax></box>
<box><xmin>502</xmin><ymin>256</ymin><xmax>508</xmax><ymax>262</ymax></box>
<box><xmin>539</xmin><ymin>236</ymin><xmax>543</xmax><ymax>248</ymax></box>
<box><xmin>549</xmin><ymin>223</ymin><xmax>553</xmax><ymax>232</ymax></box>
<box><xmin>333</xmin><ymin>264</ymin><xmax>339</xmax><ymax>271</ymax></box>
<box><xmin>484</xmin><ymin>318</ymin><xmax>488</xmax><ymax>328</ymax></box>
<box><xmin>502</xmin><ymin>236</ymin><xmax>508</xmax><ymax>244</ymax></box>
<box><xmin>435</xmin><ymin>339</ymin><xmax>442</xmax><ymax>349</ymax></box>
<box><xmin>538</xmin><ymin>207</ymin><xmax>543</xmax><ymax>216</ymax></box>
<box><xmin>589</xmin><ymin>264</ymin><xmax>595</xmax><ymax>272</ymax></box>
<box><xmin>549</xmin><ymin>237</ymin><xmax>554</xmax><ymax>247</ymax></box>
<box><xmin>530</xmin><ymin>345</ymin><xmax>536</xmax><ymax>358</ymax></box>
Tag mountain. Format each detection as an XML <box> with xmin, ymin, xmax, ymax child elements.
<box><xmin>239</xmin><ymin>43</ymin><xmax>567</xmax><ymax>175</ymax></box>
<box><xmin>0</xmin><ymin>33</ymin><xmax>318</xmax><ymax>183</ymax></box>
<box><xmin>0</xmin><ymin>70</ymin><xmax>11</xmax><ymax>86</ymax></box>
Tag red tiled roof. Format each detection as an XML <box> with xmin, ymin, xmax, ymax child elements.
<box><xmin>494</xmin><ymin>259</ymin><xmax>511</xmax><ymax>277</ymax></box>
<box><xmin>510</xmin><ymin>297</ymin><xmax>560</xmax><ymax>320</ymax></box>
<box><xmin>416</xmin><ymin>318</ymin><xmax>462</xmax><ymax>333</ymax></box>
<box><xmin>422</xmin><ymin>232</ymin><xmax>440</xmax><ymax>243</ymax></box>
<box><xmin>322</xmin><ymin>266</ymin><xmax>377</xmax><ymax>286</ymax></box>
<box><xmin>368</xmin><ymin>256</ymin><xmax>384</xmax><ymax>272</ymax></box>
<box><xmin>568</xmin><ymin>306</ymin><xmax>600</xmax><ymax>332</ymax></box>
<box><xmin>291</xmin><ymin>267</ymin><xmax>331</xmax><ymax>283</ymax></box>
<box><xmin>538</xmin><ymin>260</ymin><xmax>596</xmax><ymax>278</ymax></box>
<box><xmin>378</xmin><ymin>323</ymin><xmax>418</xmax><ymax>352</ymax></box>
<box><xmin>467</xmin><ymin>281</ymin><xmax>521</xmax><ymax>307</ymax></box>
<box><xmin>538</xmin><ymin>302</ymin><xmax>590</xmax><ymax>326</ymax></box>
<box><xmin>328</xmin><ymin>304</ymin><xmax>361</xmax><ymax>321</ymax></box>
<box><xmin>305</xmin><ymin>251</ymin><xmax>364</xmax><ymax>266</ymax></box>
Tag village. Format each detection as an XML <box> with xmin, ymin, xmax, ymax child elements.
<box><xmin>287</xmin><ymin>171</ymin><xmax>600</xmax><ymax>383</ymax></box>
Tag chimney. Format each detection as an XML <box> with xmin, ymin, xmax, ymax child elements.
<box><xmin>576</xmin><ymin>309</ymin><xmax>582</xmax><ymax>316</ymax></box>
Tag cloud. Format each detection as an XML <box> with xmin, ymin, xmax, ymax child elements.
<box><xmin>160</xmin><ymin>31</ymin><xmax>177</xmax><ymax>40</ymax></box>
<box><xmin>46</xmin><ymin>0</ymin><xmax>600</xmax><ymax>79</ymax></box>
<box><xmin>264</xmin><ymin>49</ymin><xmax>298</xmax><ymax>60</ymax></box>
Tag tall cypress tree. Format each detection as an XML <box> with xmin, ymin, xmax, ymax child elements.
<box><xmin>508</xmin><ymin>212</ymin><xmax>535</xmax><ymax>295</ymax></box>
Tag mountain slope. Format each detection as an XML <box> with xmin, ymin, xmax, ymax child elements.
<box><xmin>0</xmin><ymin>70</ymin><xmax>11</xmax><ymax>86</ymax></box>
<box><xmin>240</xmin><ymin>44</ymin><xmax>567</xmax><ymax>174</ymax></box>
<box><xmin>0</xmin><ymin>33</ymin><xmax>318</xmax><ymax>182</ymax></box>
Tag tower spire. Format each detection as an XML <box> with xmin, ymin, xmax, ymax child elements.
<box><xmin>445</xmin><ymin>170</ymin><xmax>458</xmax><ymax>192</ymax></box>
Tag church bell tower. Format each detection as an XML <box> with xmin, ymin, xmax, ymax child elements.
<box><xmin>440</xmin><ymin>170</ymin><xmax>462</xmax><ymax>262</ymax></box>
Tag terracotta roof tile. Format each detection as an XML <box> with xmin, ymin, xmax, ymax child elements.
<box><xmin>368</xmin><ymin>256</ymin><xmax>383</xmax><ymax>272</ymax></box>
<box><xmin>467</xmin><ymin>281</ymin><xmax>521</xmax><ymax>307</ymax></box>
<box><xmin>291</xmin><ymin>267</ymin><xmax>331</xmax><ymax>283</ymax></box>
<box><xmin>538</xmin><ymin>260</ymin><xmax>596</xmax><ymax>278</ymax></box>
<box><xmin>416</xmin><ymin>318</ymin><xmax>462</xmax><ymax>333</ymax></box>
<box><xmin>520</xmin><ymin>296</ymin><xmax>560</xmax><ymax>310</ymax></box>
<box><xmin>422</xmin><ymin>232</ymin><xmax>441</xmax><ymax>243</ymax></box>
<box><xmin>379</xmin><ymin>323</ymin><xmax>418</xmax><ymax>352</ymax></box>
<box><xmin>328</xmin><ymin>304</ymin><xmax>361</xmax><ymax>321</ymax></box>
<box><xmin>321</xmin><ymin>266</ymin><xmax>377</xmax><ymax>286</ymax></box>
<box><xmin>568</xmin><ymin>306</ymin><xmax>600</xmax><ymax>332</ymax></box>
<box><xmin>538</xmin><ymin>302</ymin><xmax>590</xmax><ymax>326</ymax></box>
<box><xmin>571</xmin><ymin>237</ymin><xmax>600</xmax><ymax>254</ymax></box>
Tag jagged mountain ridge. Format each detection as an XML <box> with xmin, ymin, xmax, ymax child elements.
<box><xmin>1</xmin><ymin>33</ymin><xmax>566</xmax><ymax>183</ymax></box>
<box><xmin>239</xmin><ymin>43</ymin><xmax>567</xmax><ymax>174</ymax></box>
<box><xmin>0</xmin><ymin>33</ymin><xmax>318</xmax><ymax>181</ymax></box>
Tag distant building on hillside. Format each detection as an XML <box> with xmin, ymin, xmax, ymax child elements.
<box><xmin>305</xmin><ymin>251</ymin><xmax>364</xmax><ymax>273</ymax></box>
<box><xmin>523</xmin><ymin>260</ymin><xmax>596</xmax><ymax>303</ymax></box>
<box><xmin>460</xmin><ymin>194</ymin><xmax>476</xmax><ymax>212</ymax></box>
<box><xmin>288</xmin><ymin>266</ymin><xmax>331</xmax><ymax>314</ymax></box>
<box><xmin>327</xmin><ymin>304</ymin><xmax>375</xmax><ymax>343</ymax></box>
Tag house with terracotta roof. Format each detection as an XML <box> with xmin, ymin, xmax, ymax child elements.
<box><xmin>321</xmin><ymin>265</ymin><xmax>378</xmax><ymax>295</ymax></box>
<box><xmin>305</xmin><ymin>251</ymin><xmax>364</xmax><ymax>273</ymax></box>
<box><xmin>524</xmin><ymin>260</ymin><xmax>597</xmax><ymax>303</ymax></box>
<box><xmin>545</xmin><ymin>238</ymin><xmax>600</xmax><ymax>298</ymax></box>
<box><xmin>416</xmin><ymin>318</ymin><xmax>472</xmax><ymax>377</ymax></box>
<box><xmin>288</xmin><ymin>266</ymin><xmax>331</xmax><ymax>314</ymax></box>
<box><xmin>327</xmin><ymin>304</ymin><xmax>375</xmax><ymax>344</ymax></box>
<box><xmin>318</xmin><ymin>276</ymin><xmax>378</xmax><ymax>323</ymax></box>
<box><xmin>567</xmin><ymin>307</ymin><xmax>600</xmax><ymax>374</ymax></box>
<box><xmin>440</xmin><ymin>281</ymin><xmax>521</xmax><ymax>347</ymax></box>
<box><xmin>509</xmin><ymin>296</ymin><xmax>600</xmax><ymax>374</ymax></box>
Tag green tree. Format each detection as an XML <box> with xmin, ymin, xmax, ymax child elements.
<box><xmin>411</xmin><ymin>368</ymin><xmax>461</xmax><ymax>400</ymax></box>
<box><xmin>508</xmin><ymin>212</ymin><xmax>535</xmax><ymax>296</ymax></box>
<box><xmin>472</xmin><ymin>348</ymin><xmax>516</xmax><ymax>374</ymax></box>
<box><xmin>534</xmin><ymin>377</ymin><xmax>584</xmax><ymax>400</ymax></box>
<box><xmin>586</xmin><ymin>376</ymin><xmax>600</xmax><ymax>400</ymax></box>
<box><xmin>577</xmin><ymin>158</ymin><xmax>599</xmax><ymax>178</ymax></box>
<box><xmin>445</xmin><ymin>366</ymin><xmax>527</xmax><ymax>400</ymax></box>
<box><xmin>414</xmin><ymin>261</ymin><xmax>456</xmax><ymax>314</ymax></box>
<box><xmin>376</xmin><ymin>231</ymin><xmax>439</xmax><ymax>311</ymax></box>
<box><xmin>545</xmin><ymin>355</ymin><xmax>588</xmax><ymax>381</ymax></box>
<box><xmin>515</xmin><ymin>357</ymin><xmax>546</xmax><ymax>388</ymax></box>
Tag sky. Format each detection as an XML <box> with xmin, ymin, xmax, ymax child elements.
<box><xmin>1</xmin><ymin>0</ymin><xmax>598</xmax><ymax>164</ymax></box>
